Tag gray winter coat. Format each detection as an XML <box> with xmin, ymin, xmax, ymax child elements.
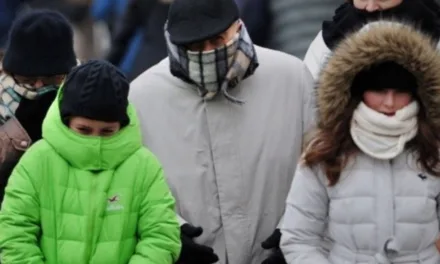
<box><xmin>283</xmin><ymin>153</ymin><xmax>440</xmax><ymax>264</ymax></box>
<box><xmin>129</xmin><ymin>46</ymin><xmax>316</xmax><ymax>264</ymax></box>
<box><xmin>281</xmin><ymin>22</ymin><xmax>440</xmax><ymax>264</ymax></box>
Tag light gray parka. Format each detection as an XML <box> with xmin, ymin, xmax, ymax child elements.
<box><xmin>129</xmin><ymin>46</ymin><xmax>316</xmax><ymax>264</ymax></box>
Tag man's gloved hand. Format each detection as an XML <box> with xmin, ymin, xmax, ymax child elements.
<box><xmin>176</xmin><ymin>224</ymin><xmax>219</xmax><ymax>264</ymax></box>
<box><xmin>261</xmin><ymin>229</ymin><xmax>287</xmax><ymax>264</ymax></box>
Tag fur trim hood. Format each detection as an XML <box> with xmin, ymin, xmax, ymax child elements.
<box><xmin>317</xmin><ymin>21</ymin><xmax>440</xmax><ymax>129</ymax></box>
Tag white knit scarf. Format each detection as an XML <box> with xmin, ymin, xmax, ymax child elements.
<box><xmin>350</xmin><ymin>101</ymin><xmax>419</xmax><ymax>159</ymax></box>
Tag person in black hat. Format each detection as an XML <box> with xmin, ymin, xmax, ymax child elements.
<box><xmin>0</xmin><ymin>59</ymin><xmax>181</xmax><ymax>264</ymax></box>
<box><xmin>0</xmin><ymin>9</ymin><xmax>77</xmax><ymax>205</ymax></box>
<box><xmin>129</xmin><ymin>0</ymin><xmax>317</xmax><ymax>263</ymax></box>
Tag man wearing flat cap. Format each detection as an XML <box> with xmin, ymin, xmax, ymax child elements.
<box><xmin>129</xmin><ymin>0</ymin><xmax>316</xmax><ymax>263</ymax></box>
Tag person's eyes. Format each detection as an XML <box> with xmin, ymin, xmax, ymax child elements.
<box><xmin>100</xmin><ymin>129</ymin><xmax>116</xmax><ymax>136</ymax></box>
<box><xmin>77</xmin><ymin>127</ymin><xmax>91</xmax><ymax>134</ymax></box>
<box><xmin>212</xmin><ymin>37</ymin><xmax>225</xmax><ymax>45</ymax></box>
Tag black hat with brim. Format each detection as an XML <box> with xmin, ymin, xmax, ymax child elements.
<box><xmin>167</xmin><ymin>0</ymin><xmax>239</xmax><ymax>45</ymax></box>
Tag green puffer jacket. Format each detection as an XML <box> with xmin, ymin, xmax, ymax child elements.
<box><xmin>0</xmin><ymin>91</ymin><xmax>181</xmax><ymax>264</ymax></box>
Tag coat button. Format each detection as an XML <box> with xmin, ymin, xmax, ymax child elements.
<box><xmin>20</xmin><ymin>141</ymin><xmax>28</xmax><ymax>147</ymax></box>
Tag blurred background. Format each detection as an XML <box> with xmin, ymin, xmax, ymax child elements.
<box><xmin>0</xmin><ymin>0</ymin><xmax>350</xmax><ymax>81</ymax></box>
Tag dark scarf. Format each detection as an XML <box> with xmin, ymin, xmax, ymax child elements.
<box><xmin>323</xmin><ymin>0</ymin><xmax>440</xmax><ymax>49</ymax></box>
<box><xmin>15</xmin><ymin>91</ymin><xmax>57</xmax><ymax>142</ymax></box>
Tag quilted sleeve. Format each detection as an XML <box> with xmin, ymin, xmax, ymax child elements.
<box><xmin>0</xmin><ymin>147</ymin><xmax>44</xmax><ymax>264</ymax></box>
<box><xmin>280</xmin><ymin>164</ymin><xmax>331</xmax><ymax>264</ymax></box>
<box><xmin>129</xmin><ymin>151</ymin><xmax>181</xmax><ymax>264</ymax></box>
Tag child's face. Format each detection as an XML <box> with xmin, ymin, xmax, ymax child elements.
<box><xmin>69</xmin><ymin>117</ymin><xmax>120</xmax><ymax>137</ymax></box>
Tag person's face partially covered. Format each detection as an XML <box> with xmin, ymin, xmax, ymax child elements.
<box><xmin>186</xmin><ymin>21</ymin><xmax>241</xmax><ymax>52</ymax></box>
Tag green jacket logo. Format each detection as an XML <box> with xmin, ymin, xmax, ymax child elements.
<box><xmin>106</xmin><ymin>195</ymin><xmax>124</xmax><ymax>211</ymax></box>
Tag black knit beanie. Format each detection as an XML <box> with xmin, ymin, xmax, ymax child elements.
<box><xmin>351</xmin><ymin>61</ymin><xmax>418</xmax><ymax>97</ymax></box>
<box><xmin>2</xmin><ymin>10</ymin><xmax>77</xmax><ymax>76</ymax></box>
<box><xmin>60</xmin><ymin>60</ymin><xmax>130</xmax><ymax>127</ymax></box>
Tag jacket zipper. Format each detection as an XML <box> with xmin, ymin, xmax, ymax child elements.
<box><xmin>387</xmin><ymin>159</ymin><xmax>396</xmax><ymax>259</ymax></box>
<box><xmin>390</xmin><ymin>159</ymin><xmax>395</xmax><ymax>237</ymax></box>
<box><xmin>85</xmin><ymin>176</ymin><xmax>97</xmax><ymax>263</ymax></box>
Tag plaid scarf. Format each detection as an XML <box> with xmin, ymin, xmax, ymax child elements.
<box><xmin>165</xmin><ymin>20</ymin><xmax>259</xmax><ymax>104</ymax></box>
<box><xmin>0</xmin><ymin>59</ymin><xmax>82</xmax><ymax>124</ymax></box>
<box><xmin>0</xmin><ymin>72</ymin><xmax>57</xmax><ymax>124</ymax></box>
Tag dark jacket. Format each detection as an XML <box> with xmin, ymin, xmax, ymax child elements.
<box><xmin>27</xmin><ymin>0</ymin><xmax>91</xmax><ymax>23</ymax></box>
<box><xmin>0</xmin><ymin>0</ymin><xmax>29</xmax><ymax>47</ymax></box>
<box><xmin>240</xmin><ymin>0</ymin><xmax>271</xmax><ymax>47</ymax></box>
<box><xmin>106</xmin><ymin>0</ymin><xmax>170</xmax><ymax>80</ymax></box>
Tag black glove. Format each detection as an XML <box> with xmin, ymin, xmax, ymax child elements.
<box><xmin>261</xmin><ymin>229</ymin><xmax>286</xmax><ymax>264</ymax></box>
<box><xmin>176</xmin><ymin>224</ymin><xmax>219</xmax><ymax>264</ymax></box>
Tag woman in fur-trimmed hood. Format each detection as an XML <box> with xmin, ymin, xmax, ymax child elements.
<box><xmin>280</xmin><ymin>21</ymin><xmax>440</xmax><ymax>264</ymax></box>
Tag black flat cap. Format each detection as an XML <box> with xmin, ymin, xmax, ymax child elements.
<box><xmin>167</xmin><ymin>0</ymin><xmax>239</xmax><ymax>45</ymax></box>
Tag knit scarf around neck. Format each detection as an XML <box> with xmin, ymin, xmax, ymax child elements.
<box><xmin>350</xmin><ymin>101</ymin><xmax>419</xmax><ymax>160</ymax></box>
<box><xmin>322</xmin><ymin>0</ymin><xmax>440</xmax><ymax>49</ymax></box>
<box><xmin>165</xmin><ymin>20</ymin><xmax>259</xmax><ymax>104</ymax></box>
<box><xmin>0</xmin><ymin>72</ymin><xmax>56</xmax><ymax>124</ymax></box>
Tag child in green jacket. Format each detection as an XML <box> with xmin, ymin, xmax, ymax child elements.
<box><xmin>0</xmin><ymin>60</ymin><xmax>181</xmax><ymax>264</ymax></box>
